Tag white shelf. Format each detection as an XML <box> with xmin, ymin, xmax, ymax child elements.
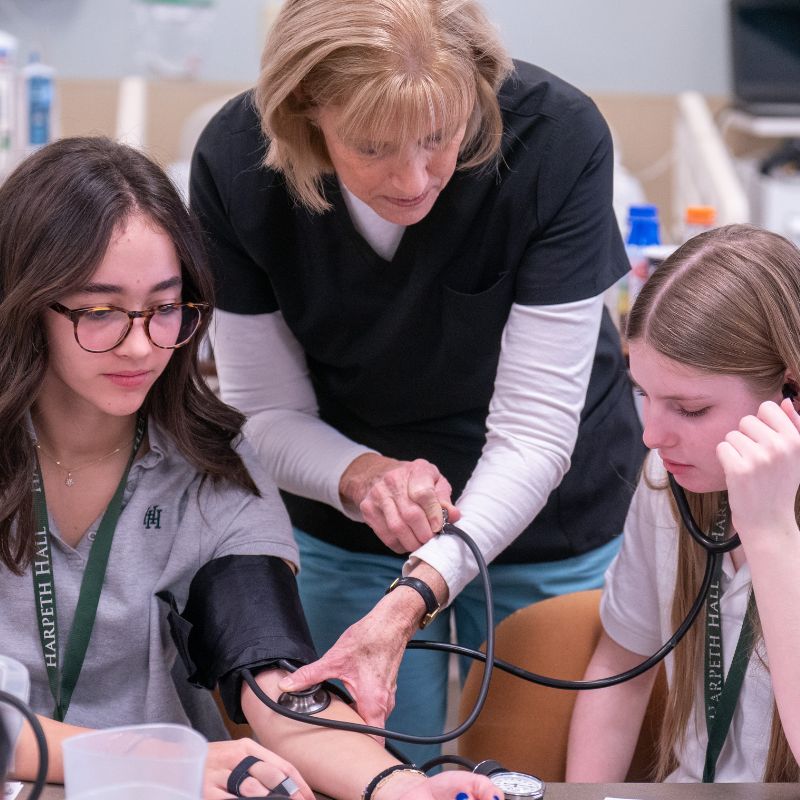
<box><xmin>721</xmin><ymin>108</ymin><xmax>800</xmax><ymax>139</ymax></box>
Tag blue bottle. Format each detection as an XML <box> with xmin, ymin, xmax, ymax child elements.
<box><xmin>22</xmin><ymin>52</ymin><xmax>55</xmax><ymax>150</ymax></box>
<box><xmin>622</xmin><ymin>205</ymin><xmax>661</xmax><ymax>328</ymax></box>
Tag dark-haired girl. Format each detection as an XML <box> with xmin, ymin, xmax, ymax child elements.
<box><xmin>0</xmin><ymin>137</ymin><xmax>496</xmax><ymax>800</ymax></box>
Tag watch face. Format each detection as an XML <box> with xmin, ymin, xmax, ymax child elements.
<box><xmin>490</xmin><ymin>771</ymin><xmax>545</xmax><ymax>799</ymax></box>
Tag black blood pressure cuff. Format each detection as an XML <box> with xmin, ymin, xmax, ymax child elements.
<box><xmin>157</xmin><ymin>555</ymin><xmax>319</xmax><ymax>724</ymax></box>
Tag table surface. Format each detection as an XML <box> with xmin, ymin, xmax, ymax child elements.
<box><xmin>16</xmin><ymin>783</ymin><xmax>800</xmax><ymax>800</ymax></box>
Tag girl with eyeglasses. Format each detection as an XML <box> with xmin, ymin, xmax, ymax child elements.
<box><xmin>567</xmin><ymin>224</ymin><xmax>800</xmax><ymax>782</ymax></box>
<box><xmin>0</xmin><ymin>137</ymin><xmax>497</xmax><ymax>800</ymax></box>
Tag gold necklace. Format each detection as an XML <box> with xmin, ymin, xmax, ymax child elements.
<box><xmin>34</xmin><ymin>438</ymin><xmax>133</xmax><ymax>487</ymax></box>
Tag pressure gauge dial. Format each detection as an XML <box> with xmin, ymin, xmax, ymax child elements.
<box><xmin>489</xmin><ymin>770</ymin><xmax>545</xmax><ymax>799</ymax></box>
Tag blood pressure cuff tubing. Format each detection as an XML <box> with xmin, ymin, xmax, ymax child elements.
<box><xmin>157</xmin><ymin>554</ymin><xmax>319</xmax><ymax>723</ymax></box>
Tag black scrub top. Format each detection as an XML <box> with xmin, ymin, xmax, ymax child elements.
<box><xmin>190</xmin><ymin>60</ymin><xmax>646</xmax><ymax>563</ymax></box>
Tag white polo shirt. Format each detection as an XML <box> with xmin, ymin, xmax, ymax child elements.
<box><xmin>601</xmin><ymin>453</ymin><xmax>774</xmax><ymax>782</ymax></box>
<box><xmin>0</xmin><ymin>419</ymin><xmax>299</xmax><ymax>738</ymax></box>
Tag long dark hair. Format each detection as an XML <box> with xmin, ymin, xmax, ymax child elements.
<box><xmin>0</xmin><ymin>136</ymin><xmax>258</xmax><ymax>574</ymax></box>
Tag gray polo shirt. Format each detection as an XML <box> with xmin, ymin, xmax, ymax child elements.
<box><xmin>0</xmin><ymin>419</ymin><xmax>298</xmax><ymax>737</ymax></box>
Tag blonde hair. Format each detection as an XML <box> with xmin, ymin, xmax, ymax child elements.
<box><xmin>255</xmin><ymin>0</ymin><xmax>513</xmax><ymax>212</ymax></box>
<box><xmin>628</xmin><ymin>224</ymin><xmax>800</xmax><ymax>781</ymax></box>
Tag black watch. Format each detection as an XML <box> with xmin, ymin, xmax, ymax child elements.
<box><xmin>385</xmin><ymin>576</ymin><xmax>441</xmax><ymax>628</ymax></box>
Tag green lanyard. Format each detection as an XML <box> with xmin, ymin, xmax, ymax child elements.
<box><xmin>702</xmin><ymin>498</ymin><xmax>757</xmax><ymax>782</ymax></box>
<box><xmin>31</xmin><ymin>416</ymin><xmax>146</xmax><ymax>722</ymax></box>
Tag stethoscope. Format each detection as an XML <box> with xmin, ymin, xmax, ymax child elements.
<box><xmin>5</xmin><ymin>475</ymin><xmax>739</xmax><ymax>799</ymax></box>
<box><xmin>242</xmin><ymin>474</ymin><xmax>741</xmax><ymax>757</ymax></box>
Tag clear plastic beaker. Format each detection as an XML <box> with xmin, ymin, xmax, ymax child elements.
<box><xmin>62</xmin><ymin>723</ymin><xmax>207</xmax><ymax>800</ymax></box>
<box><xmin>0</xmin><ymin>655</ymin><xmax>30</xmax><ymax>774</ymax></box>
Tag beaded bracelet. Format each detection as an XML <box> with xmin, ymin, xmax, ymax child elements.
<box><xmin>361</xmin><ymin>764</ymin><xmax>426</xmax><ymax>800</ymax></box>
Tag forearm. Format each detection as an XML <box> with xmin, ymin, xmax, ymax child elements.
<box><xmin>744</xmin><ymin>528</ymin><xmax>800</xmax><ymax>759</ymax></box>
<box><xmin>242</xmin><ymin>670</ymin><xmax>423</xmax><ymax>800</ymax></box>
<box><xmin>566</xmin><ymin>632</ymin><xmax>656</xmax><ymax>781</ymax></box>
<box><xmin>211</xmin><ymin>309</ymin><xmax>374</xmax><ymax>517</ymax></box>
<box><xmin>10</xmin><ymin>715</ymin><xmax>91</xmax><ymax>783</ymax></box>
<box><xmin>247</xmin><ymin>409</ymin><xmax>373</xmax><ymax>517</ymax></box>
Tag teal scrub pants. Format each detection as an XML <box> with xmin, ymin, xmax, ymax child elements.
<box><xmin>294</xmin><ymin>529</ymin><xmax>621</xmax><ymax>767</ymax></box>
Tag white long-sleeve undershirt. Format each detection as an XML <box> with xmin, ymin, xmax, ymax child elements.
<box><xmin>209</xmin><ymin>294</ymin><xmax>602</xmax><ymax>600</ymax></box>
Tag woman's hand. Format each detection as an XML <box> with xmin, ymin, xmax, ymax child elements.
<box><xmin>280</xmin><ymin>561</ymin><xmax>447</xmax><ymax>731</ymax></box>
<box><xmin>379</xmin><ymin>770</ymin><xmax>499</xmax><ymax>800</ymax></box>
<box><xmin>204</xmin><ymin>738</ymin><xmax>314</xmax><ymax>800</ymax></box>
<box><xmin>339</xmin><ymin>453</ymin><xmax>461</xmax><ymax>552</ymax></box>
<box><xmin>278</xmin><ymin>597</ymin><xmax>417</xmax><ymax>732</ymax></box>
<box><xmin>717</xmin><ymin>398</ymin><xmax>800</xmax><ymax>547</ymax></box>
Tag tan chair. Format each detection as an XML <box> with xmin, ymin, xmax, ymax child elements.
<box><xmin>213</xmin><ymin>687</ymin><xmax>255</xmax><ymax>740</ymax></box>
<box><xmin>456</xmin><ymin>589</ymin><xmax>666</xmax><ymax>782</ymax></box>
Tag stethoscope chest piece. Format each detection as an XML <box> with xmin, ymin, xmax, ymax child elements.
<box><xmin>276</xmin><ymin>684</ymin><xmax>331</xmax><ymax>715</ymax></box>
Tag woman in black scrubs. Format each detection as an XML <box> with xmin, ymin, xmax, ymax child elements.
<box><xmin>191</xmin><ymin>0</ymin><xmax>645</xmax><ymax>764</ymax></box>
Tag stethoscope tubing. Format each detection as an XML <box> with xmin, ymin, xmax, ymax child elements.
<box><xmin>244</xmin><ymin>522</ymin><xmax>497</xmax><ymax>744</ymax></box>
<box><xmin>247</xmin><ymin>478</ymin><xmax>731</xmax><ymax>744</ymax></box>
<box><xmin>668</xmin><ymin>474</ymin><xmax>741</xmax><ymax>553</ymax></box>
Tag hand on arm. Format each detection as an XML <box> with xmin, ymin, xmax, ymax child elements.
<box><xmin>566</xmin><ymin>631</ymin><xmax>658</xmax><ymax>782</ymax></box>
<box><xmin>280</xmin><ymin>561</ymin><xmax>448</xmax><ymax>729</ymax></box>
<box><xmin>717</xmin><ymin>397</ymin><xmax>800</xmax><ymax>760</ymax></box>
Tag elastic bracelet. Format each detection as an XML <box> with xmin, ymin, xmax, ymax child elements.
<box><xmin>361</xmin><ymin>764</ymin><xmax>426</xmax><ymax>800</ymax></box>
<box><xmin>385</xmin><ymin>576</ymin><xmax>441</xmax><ymax>629</ymax></box>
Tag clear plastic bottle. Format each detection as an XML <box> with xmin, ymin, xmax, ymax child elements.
<box><xmin>134</xmin><ymin>0</ymin><xmax>215</xmax><ymax>79</ymax></box>
<box><xmin>683</xmin><ymin>205</ymin><xmax>717</xmax><ymax>242</ymax></box>
<box><xmin>619</xmin><ymin>204</ymin><xmax>660</xmax><ymax>334</ymax></box>
<box><xmin>21</xmin><ymin>52</ymin><xmax>55</xmax><ymax>152</ymax></box>
<box><xmin>0</xmin><ymin>655</ymin><xmax>30</xmax><ymax>776</ymax></box>
<box><xmin>0</xmin><ymin>30</ymin><xmax>18</xmax><ymax>176</ymax></box>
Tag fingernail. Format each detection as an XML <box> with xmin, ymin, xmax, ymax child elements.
<box><xmin>455</xmin><ymin>793</ymin><xmax>469</xmax><ymax>800</ymax></box>
<box><xmin>493</xmin><ymin>796</ymin><xmax>501</xmax><ymax>800</ymax></box>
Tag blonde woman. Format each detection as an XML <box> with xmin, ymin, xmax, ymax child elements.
<box><xmin>192</xmin><ymin>0</ymin><xmax>644</xmax><ymax>762</ymax></box>
<box><xmin>567</xmin><ymin>224</ymin><xmax>800</xmax><ymax>782</ymax></box>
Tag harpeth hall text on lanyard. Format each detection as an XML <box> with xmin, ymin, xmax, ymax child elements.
<box><xmin>31</xmin><ymin>415</ymin><xmax>146</xmax><ymax>722</ymax></box>
<box><xmin>703</xmin><ymin>496</ymin><xmax>757</xmax><ymax>783</ymax></box>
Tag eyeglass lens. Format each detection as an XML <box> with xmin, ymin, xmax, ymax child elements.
<box><xmin>76</xmin><ymin>305</ymin><xmax>202</xmax><ymax>352</ymax></box>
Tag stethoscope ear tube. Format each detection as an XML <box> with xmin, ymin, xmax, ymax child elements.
<box><xmin>668</xmin><ymin>473</ymin><xmax>741</xmax><ymax>553</ymax></box>
<box><xmin>249</xmin><ymin>494</ymin><xmax>732</xmax><ymax>745</ymax></box>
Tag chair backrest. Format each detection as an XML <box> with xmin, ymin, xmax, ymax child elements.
<box><xmin>456</xmin><ymin>589</ymin><xmax>666</xmax><ymax>782</ymax></box>
<box><xmin>212</xmin><ymin>687</ymin><xmax>255</xmax><ymax>740</ymax></box>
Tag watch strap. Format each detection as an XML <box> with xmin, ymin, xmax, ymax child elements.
<box><xmin>385</xmin><ymin>576</ymin><xmax>441</xmax><ymax>629</ymax></box>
